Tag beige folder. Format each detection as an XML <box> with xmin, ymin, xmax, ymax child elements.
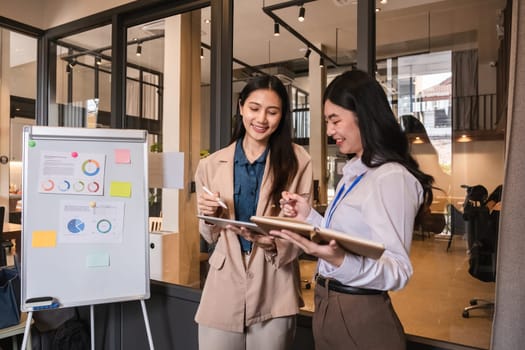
<box><xmin>250</xmin><ymin>216</ymin><xmax>385</xmax><ymax>260</ymax></box>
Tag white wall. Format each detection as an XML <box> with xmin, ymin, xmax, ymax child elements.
<box><xmin>9</xmin><ymin>62</ymin><xmax>37</xmax><ymax>98</ymax></box>
<box><xmin>451</xmin><ymin>140</ymin><xmax>505</xmax><ymax>197</ymax></box>
<box><xmin>413</xmin><ymin>139</ymin><xmax>505</xmax><ymax>202</ymax></box>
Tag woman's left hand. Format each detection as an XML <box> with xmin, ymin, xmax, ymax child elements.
<box><xmin>227</xmin><ymin>225</ymin><xmax>277</xmax><ymax>252</ymax></box>
<box><xmin>269</xmin><ymin>229</ymin><xmax>345</xmax><ymax>267</ymax></box>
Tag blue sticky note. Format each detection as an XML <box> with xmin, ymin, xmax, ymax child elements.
<box><xmin>86</xmin><ymin>252</ymin><xmax>110</xmax><ymax>267</ymax></box>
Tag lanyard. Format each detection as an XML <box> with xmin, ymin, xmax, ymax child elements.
<box><xmin>325</xmin><ymin>172</ymin><xmax>365</xmax><ymax>227</ymax></box>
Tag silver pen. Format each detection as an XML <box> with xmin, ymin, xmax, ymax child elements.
<box><xmin>202</xmin><ymin>186</ymin><xmax>228</xmax><ymax>209</ymax></box>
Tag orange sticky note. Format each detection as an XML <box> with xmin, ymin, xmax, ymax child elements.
<box><xmin>32</xmin><ymin>231</ymin><xmax>57</xmax><ymax>248</ymax></box>
<box><xmin>115</xmin><ymin>149</ymin><xmax>131</xmax><ymax>164</ymax></box>
<box><xmin>110</xmin><ymin>181</ymin><xmax>132</xmax><ymax>197</ymax></box>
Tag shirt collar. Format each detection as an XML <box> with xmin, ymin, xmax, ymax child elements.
<box><xmin>342</xmin><ymin>157</ymin><xmax>369</xmax><ymax>181</ymax></box>
<box><xmin>234</xmin><ymin>138</ymin><xmax>269</xmax><ymax>166</ymax></box>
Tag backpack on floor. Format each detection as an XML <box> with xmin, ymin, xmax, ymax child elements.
<box><xmin>52</xmin><ymin>313</ymin><xmax>90</xmax><ymax>350</ymax></box>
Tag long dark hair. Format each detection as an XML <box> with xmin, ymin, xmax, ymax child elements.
<box><xmin>231</xmin><ymin>75</ymin><xmax>298</xmax><ymax>208</ymax></box>
<box><xmin>323</xmin><ymin>69</ymin><xmax>434</xmax><ymax>218</ymax></box>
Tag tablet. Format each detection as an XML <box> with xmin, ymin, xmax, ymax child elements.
<box><xmin>197</xmin><ymin>215</ymin><xmax>267</xmax><ymax>235</ymax></box>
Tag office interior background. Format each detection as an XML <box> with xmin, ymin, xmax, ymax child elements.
<box><xmin>1</xmin><ymin>0</ymin><xmax>525</xmax><ymax>349</ymax></box>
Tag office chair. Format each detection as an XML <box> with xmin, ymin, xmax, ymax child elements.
<box><xmin>462</xmin><ymin>203</ymin><xmax>498</xmax><ymax>318</ymax></box>
<box><xmin>447</xmin><ymin>204</ymin><xmax>467</xmax><ymax>251</ymax></box>
<box><xmin>1</xmin><ymin>206</ymin><xmax>15</xmax><ymax>267</ymax></box>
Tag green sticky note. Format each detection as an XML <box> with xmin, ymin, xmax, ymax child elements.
<box><xmin>86</xmin><ymin>252</ymin><xmax>110</xmax><ymax>267</ymax></box>
<box><xmin>110</xmin><ymin>181</ymin><xmax>132</xmax><ymax>197</ymax></box>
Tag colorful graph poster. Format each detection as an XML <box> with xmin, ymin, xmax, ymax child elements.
<box><xmin>58</xmin><ymin>200</ymin><xmax>125</xmax><ymax>244</ymax></box>
<box><xmin>38</xmin><ymin>151</ymin><xmax>106</xmax><ymax>196</ymax></box>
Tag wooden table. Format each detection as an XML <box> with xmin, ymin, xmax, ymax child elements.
<box><xmin>0</xmin><ymin>312</ymin><xmax>32</xmax><ymax>350</ymax></box>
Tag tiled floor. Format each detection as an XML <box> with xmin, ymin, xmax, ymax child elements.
<box><xmin>298</xmin><ymin>234</ymin><xmax>494</xmax><ymax>349</ymax></box>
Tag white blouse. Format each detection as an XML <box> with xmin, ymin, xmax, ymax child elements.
<box><xmin>307</xmin><ymin>157</ymin><xmax>424</xmax><ymax>291</ymax></box>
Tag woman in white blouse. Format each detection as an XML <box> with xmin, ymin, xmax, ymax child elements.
<box><xmin>271</xmin><ymin>69</ymin><xmax>434</xmax><ymax>350</ymax></box>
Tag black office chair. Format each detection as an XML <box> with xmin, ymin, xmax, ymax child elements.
<box><xmin>447</xmin><ymin>204</ymin><xmax>467</xmax><ymax>251</ymax></box>
<box><xmin>1</xmin><ymin>206</ymin><xmax>15</xmax><ymax>267</ymax></box>
<box><xmin>461</xmin><ymin>200</ymin><xmax>499</xmax><ymax>318</ymax></box>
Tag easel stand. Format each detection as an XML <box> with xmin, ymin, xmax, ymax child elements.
<box><xmin>20</xmin><ymin>311</ymin><xmax>32</xmax><ymax>350</ymax></box>
<box><xmin>20</xmin><ymin>300</ymin><xmax>154</xmax><ymax>350</ymax></box>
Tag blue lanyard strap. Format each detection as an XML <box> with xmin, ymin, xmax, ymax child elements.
<box><xmin>325</xmin><ymin>172</ymin><xmax>365</xmax><ymax>227</ymax></box>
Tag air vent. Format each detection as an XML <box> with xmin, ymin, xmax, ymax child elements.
<box><xmin>263</xmin><ymin>66</ymin><xmax>295</xmax><ymax>85</ymax></box>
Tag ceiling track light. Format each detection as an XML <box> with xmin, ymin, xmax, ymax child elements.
<box><xmin>298</xmin><ymin>5</ymin><xmax>305</xmax><ymax>22</ymax></box>
<box><xmin>200</xmin><ymin>47</ymin><xmax>204</xmax><ymax>59</ymax></box>
<box><xmin>95</xmin><ymin>56</ymin><xmax>102</xmax><ymax>65</ymax></box>
<box><xmin>67</xmin><ymin>60</ymin><xmax>77</xmax><ymax>69</ymax></box>
<box><xmin>319</xmin><ymin>57</ymin><xmax>324</xmax><ymax>68</ymax></box>
<box><xmin>136</xmin><ymin>43</ymin><xmax>142</xmax><ymax>56</ymax></box>
<box><xmin>303</xmin><ymin>48</ymin><xmax>311</xmax><ymax>60</ymax></box>
<box><xmin>274</xmin><ymin>22</ymin><xmax>280</xmax><ymax>36</ymax></box>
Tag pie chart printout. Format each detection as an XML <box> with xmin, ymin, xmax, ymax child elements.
<box><xmin>67</xmin><ymin>219</ymin><xmax>85</xmax><ymax>234</ymax></box>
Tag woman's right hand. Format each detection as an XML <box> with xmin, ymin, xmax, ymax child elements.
<box><xmin>198</xmin><ymin>190</ymin><xmax>224</xmax><ymax>217</ymax></box>
<box><xmin>280</xmin><ymin>191</ymin><xmax>311</xmax><ymax>220</ymax></box>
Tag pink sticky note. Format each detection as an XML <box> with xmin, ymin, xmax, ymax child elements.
<box><xmin>115</xmin><ymin>149</ymin><xmax>131</xmax><ymax>164</ymax></box>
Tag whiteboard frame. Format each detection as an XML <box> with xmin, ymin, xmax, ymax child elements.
<box><xmin>21</xmin><ymin>126</ymin><xmax>150</xmax><ymax>311</ymax></box>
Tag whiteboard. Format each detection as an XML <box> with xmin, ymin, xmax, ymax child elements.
<box><xmin>21</xmin><ymin>126</ymin><xmax>150</xmax><ymax>311</ymax></box>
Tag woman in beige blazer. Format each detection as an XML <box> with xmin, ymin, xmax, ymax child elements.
<box><xmin>195</xmin><ymin>75</ymin><xmax>313</xmax><ymax>350</ymax></box>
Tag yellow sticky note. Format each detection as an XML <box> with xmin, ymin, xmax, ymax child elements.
<box><xmin>115</xmin><ymin>149</ymin><xmax>131</xmax><ymax>164</ymax></box>
<box><xmin>110</xmin><ymin>181</ymin><xmax>132</xmax><ymax>197</ymax></box>
<box><xmin>32</xmin><ymin>231</ymin><xmax>57</xmax><ymax>248</ymax></box>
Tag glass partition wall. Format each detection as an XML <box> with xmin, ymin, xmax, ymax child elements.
<box><xmin>0</xmin><ymin>28</ymin><xmax>37</xmax><ymax>226</ymax></box>
<box><xmin>52</xmin><ymin>25</ymin><xmax>112</xmax><ymax>128</ymax></box>
<box><xmin>229</xmin><ymin>0</ymin><xmax>508</xmax><ymax>348</ymax></box>
<box><xmin>375</xmin><ymin>1</ymin><xmax>506</xmax><ymax>348</ymax></box>
<box><xmin>2</xmin><ymin>0</ymin><xmax>509</xmax><ymax>348</ymax></box>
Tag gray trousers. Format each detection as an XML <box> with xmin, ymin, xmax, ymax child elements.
<box><xmin>198</xmin><ymin>316</ymin><xmax>296</xmax><ymax>350</ymax></box>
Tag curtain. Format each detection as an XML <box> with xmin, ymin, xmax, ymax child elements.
<box><xmin>491</xmin><ymin>0</ymin><xmax>525</xmax><ymax>348</ymax></box>
<box><xmin>125</xmin><ymin>75</ymin><xmax>159</xmax><ymax>120</ymax></box>
<box><xmin>126</xmin><ymin>79</ymin><xmax>140</xmax><ymax>117</ymax></box>
<box><xmin>143</xmin><ymin>73</ymin><xmax>159</xmax><ymax>120</ymax></box>
<box><xmin>452</xmin><ymin>49</ymin><xmax>478</xmax><ymax>131</ymax></box>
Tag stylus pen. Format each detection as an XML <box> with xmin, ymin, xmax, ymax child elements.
<box><xmin>202</xmin><ymin>186</ymin><xmax>228</xmax><ymax>209</ymax></box>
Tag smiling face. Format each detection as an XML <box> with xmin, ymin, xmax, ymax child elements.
<box><xmin>324</xmin><ymin>99</ymin><xmax>363</xmax><ymax>157</ymax></box>
<box><xmin>239</xmin><ymin>88</ymin><xmax>282</xmax><ymax>145</ymax></box>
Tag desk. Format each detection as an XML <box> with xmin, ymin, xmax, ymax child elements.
<box><xmin>2</xmin><ymin>223</ymin><xmax>22</xmax><ymax>258</ymax></box>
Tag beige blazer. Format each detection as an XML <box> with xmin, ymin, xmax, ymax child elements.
<box><xmin>194</xmin><ymin>142</ymin><xmax>313</xmax><ymax>332</ymax></box>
